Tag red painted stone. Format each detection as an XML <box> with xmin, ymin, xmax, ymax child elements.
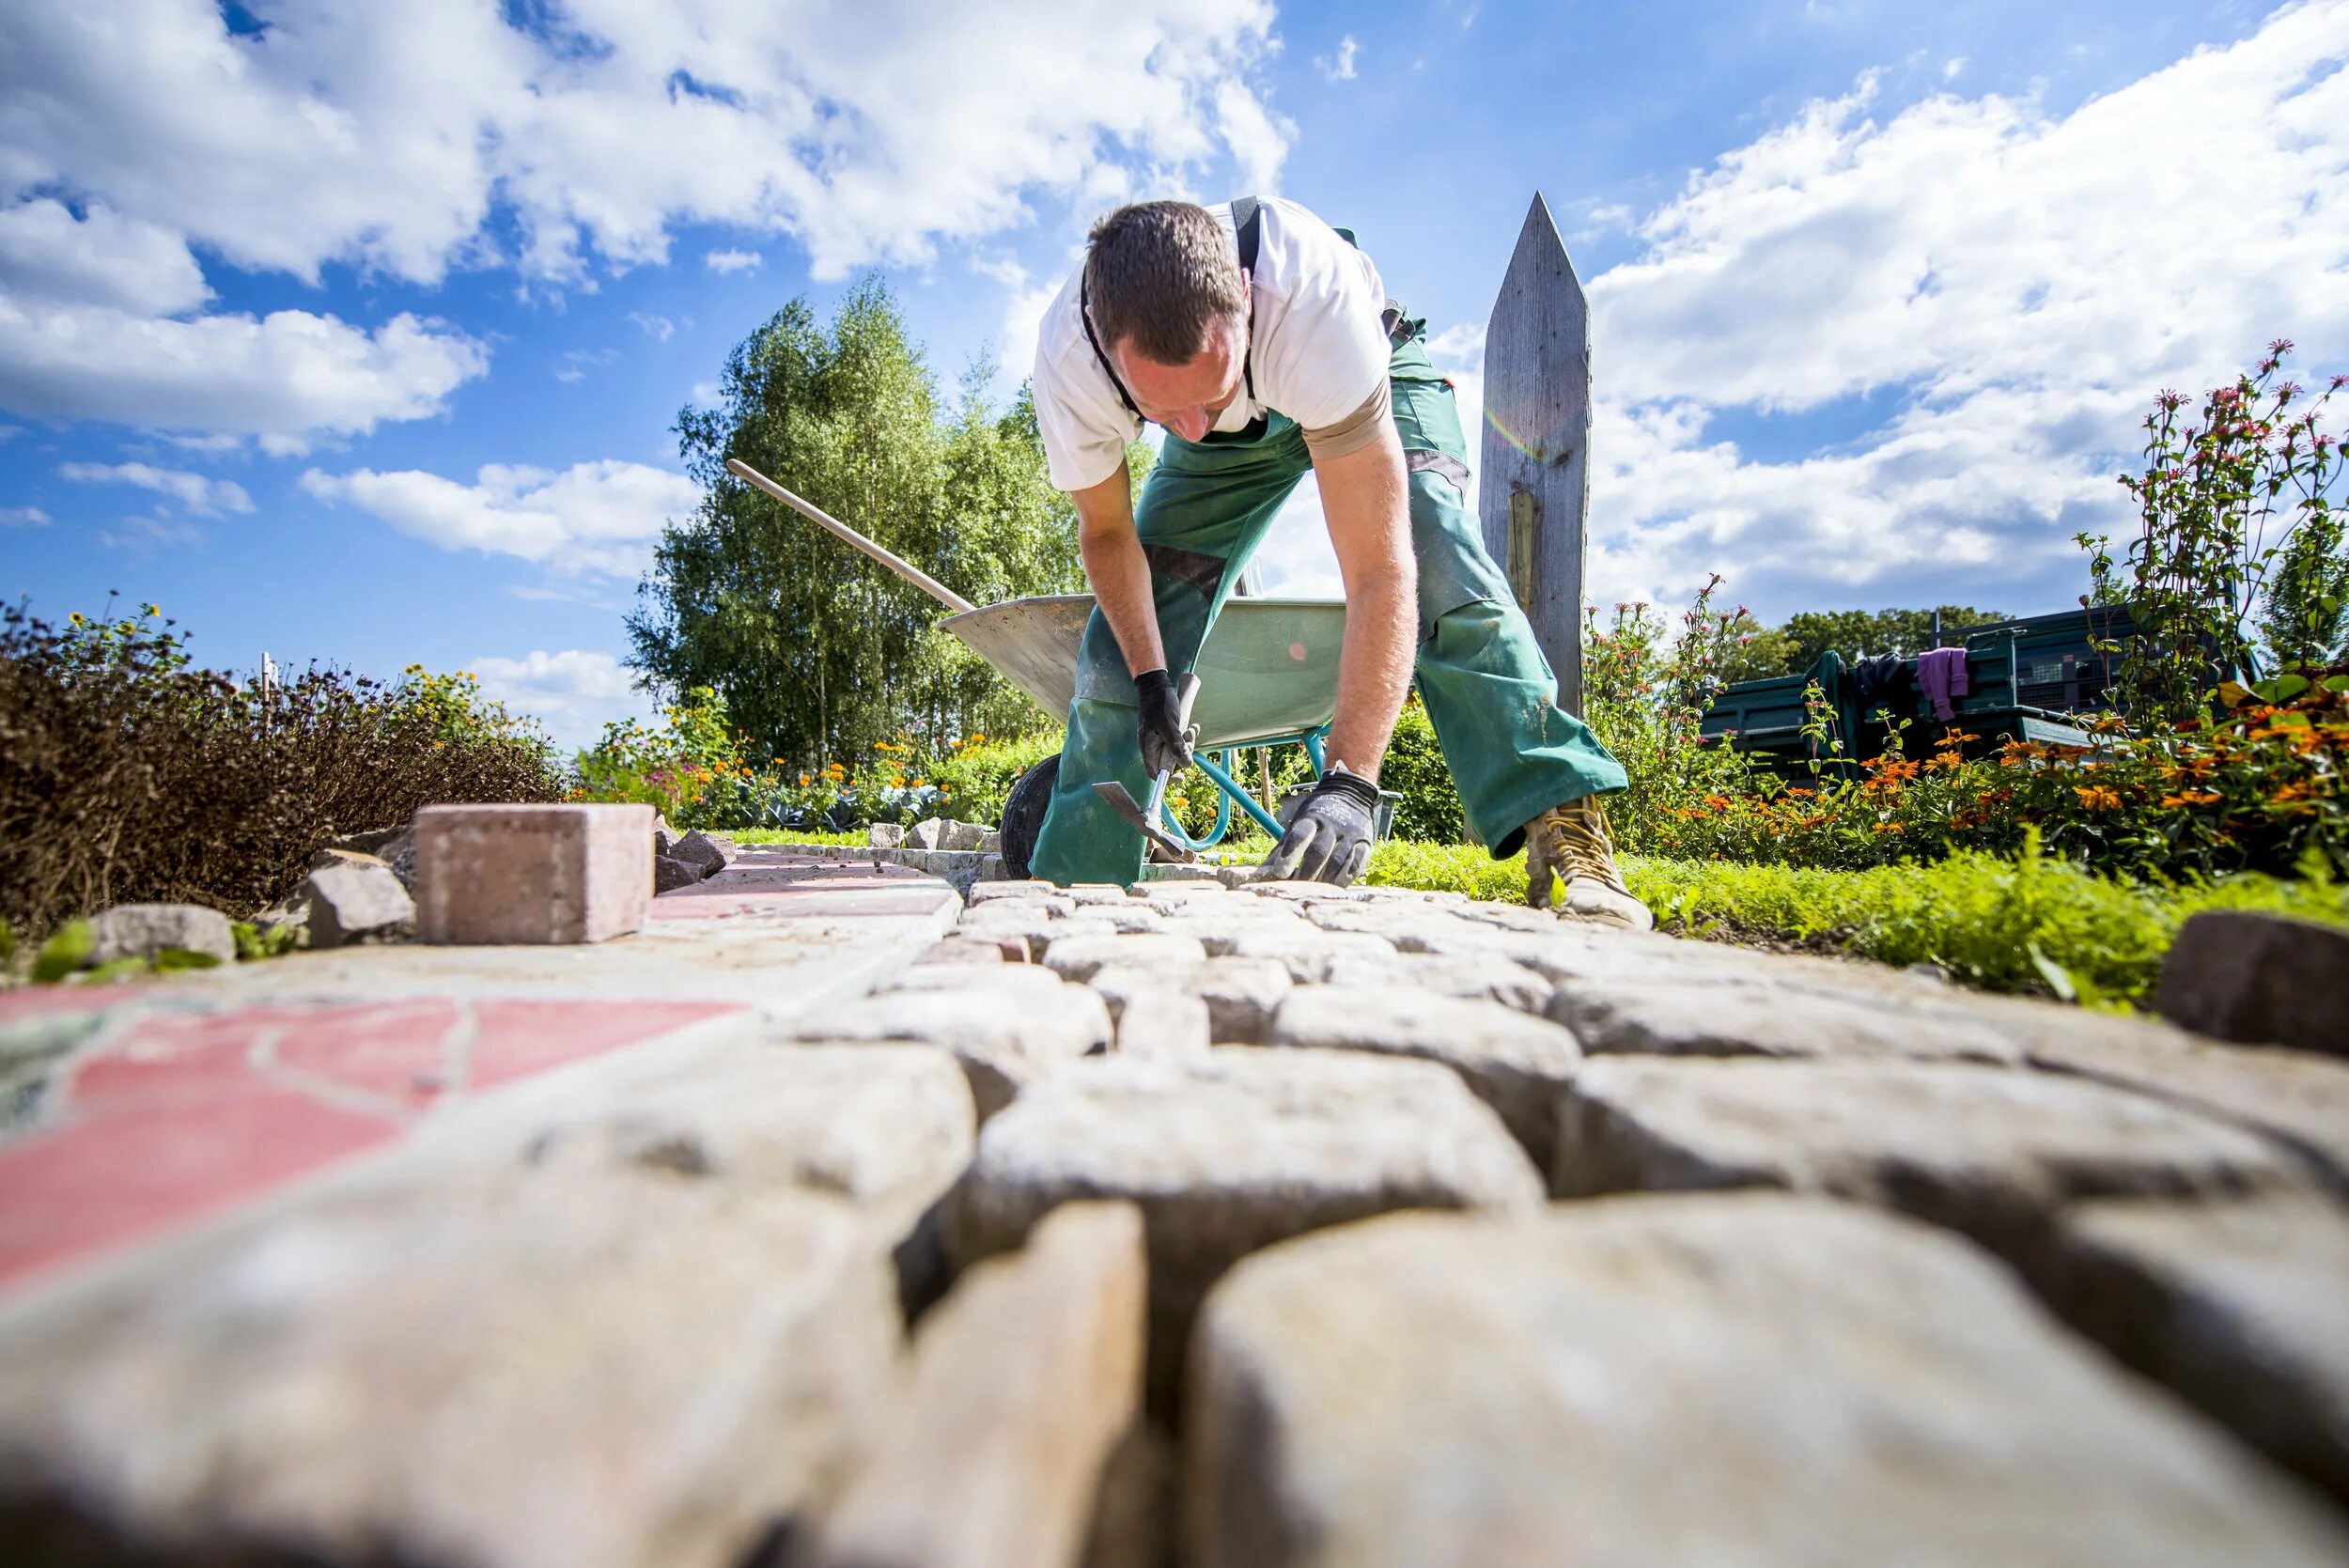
<box><xmin>275</xmin><ymin>1000</ymin><xmax>463</xmax><ymax>1110</ymax></box>
<box><xmin>3</xmin><ymin>997</ymin><xmax>752</xmax><ymax>1296</ymax></box>
<box><xmin>467</xmin><ymin>999</ymin><xmax>747</xmax><ymax>1091</ymax></box>
<box><xmin>0</xmin><ymin>1089</ymin><xmax>397</xmax><ymax>1290</ymax></box>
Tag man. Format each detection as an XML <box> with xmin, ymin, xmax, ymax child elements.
<box><xmin>1027</xmin><ymin>195</ymin><xmax>1648</xmax><ymax>927</ymax></box>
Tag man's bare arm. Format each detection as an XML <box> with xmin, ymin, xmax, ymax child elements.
<box><xmin>1312</xmin><ymin>424</ymin><xmax>1415</xmax><ymax>782</ymax></box>
<box><xmin>1071</xmin><ymin>460</ymin><xmax>1166</xmax><ymax>678</ymax></box>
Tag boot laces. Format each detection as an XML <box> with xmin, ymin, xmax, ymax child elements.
<box><xmin>1539</xmin><ymin>797</ymin><xmax>1626</xmax><ymax>893</ymax></box>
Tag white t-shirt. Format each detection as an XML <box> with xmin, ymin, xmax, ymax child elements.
<box><xmin>1031</xmin><ymin>197</ymin><xmax>1392</xmax><ymax>492</ymax></box>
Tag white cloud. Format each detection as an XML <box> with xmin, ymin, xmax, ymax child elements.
<box><xmin>98</xmin><ymin>509</ymin><xmax>204</xmax><ymax>552</ymax></box>
<box><xmin>702</xmin><ymin>249</ymin><xmax>762</xmax><ymax>274</ymax></box>
<box><xmin>1567</xmin><ymin>1</ymin><xmax>2349</xmax><ymax>615</ymax></box>
<box><xmin>1</xmin><ymin>0</ymin><xmax>1287</xmax><ymax>285</ymax></box>
<box><xmin>468</xmin><ymin>648</ymin><xmax>658</xmax><ymax>753</ymax></box>
<box><xmin>1214</xmin><ymin>79</ymin><xmax>1295</xmax><ymax>196</ymax></box>
<box><xmin>0</xmin><ymin>300</ymin><xmax>488</xmax><ymax>452</ymax></box>
<box><xmin>552</xmin><ymin>348</ymin><xmax>619</xmax><ymax>383</ymax></box>
<box><xmin>1943</xmin><ymin>56</ymin><xmax>1968</xmax><ymax>81</ymax></box>
<box><xmin>0</xmin><ymin>504</ymin><xmax>50</xmax><ymax>526</ymax></box>
<box><xmin>57</xmin><ymin>458</ymin><xmax>252</xmax><ymax>515</ymax></box>
<box><xmin>1316</xmin><ymin>36</ymin><xmax>1361</xmax><ymax>82</ymax></box>
<box><xmin>627</xmin><ymin>312</ymin><xmax>677</xmax><ymax>341</ymax></box>
<box><xmin>0</xmin><ymin>198</ymin><xmax>209</xmax><ymax>315</ymax></box>
<box><xmin>299</xmin><ymin>458</ymin><xmax>701</xmax><ymax>578</ymax></box>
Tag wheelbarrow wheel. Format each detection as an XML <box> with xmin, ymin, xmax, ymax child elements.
<box><xmin>998</xmin><ymin>752</ymin><xmax>1059</xmax><ymax>881</ymax></box>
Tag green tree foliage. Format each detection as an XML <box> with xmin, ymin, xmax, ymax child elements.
<box><xmin>1767</xmin><ymin>606</ymin><xmax>2011</xmax><ymax>675</ymax></box>
<box><xmin>2259</xmin><ymin>505</ymin><xmax>2348</xmax><ymax>668</ymax></box>
<box><xmin>630</xmin><ymin>278</ymin><xmax>1086</xmax><ymax>767</ymax></box>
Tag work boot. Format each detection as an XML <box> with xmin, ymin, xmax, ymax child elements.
<box><xmin>1523</xmin><ymin>796</ymin><xmax>1653</xmax><ymax>932</ymax></box>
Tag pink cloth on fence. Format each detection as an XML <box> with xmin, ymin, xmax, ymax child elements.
<box><xmin>1917</xmin><ymin>646</ymin><xmax>1970</xmax><ymax>722</ymax></box>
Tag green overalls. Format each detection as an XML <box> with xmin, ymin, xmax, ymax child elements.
<box><xmin>1029</xmin><ymin>321</ymin><xmax>1628</xmax><ymax>890</ymax></box>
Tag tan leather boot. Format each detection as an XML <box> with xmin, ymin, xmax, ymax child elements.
<box><xmin>1523</xmin><ymin>795</ymin><xmax>1654</xmax><ymax>931</ymax></box>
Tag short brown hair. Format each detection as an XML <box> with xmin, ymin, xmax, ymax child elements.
<box><xmin>1083</xmin><ymin>201</ymin><xmax>1246</xmax><ymax>366</ymax></box>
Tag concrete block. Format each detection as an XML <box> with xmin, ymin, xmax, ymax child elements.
<box><xmin>414</xmin><ymin>803</ymin><xmax>652</xmax><ymax>945</ymax></box>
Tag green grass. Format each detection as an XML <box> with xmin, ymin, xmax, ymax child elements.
<box><xmin>1362</xmin><ymin>838</ymin><xmax>2349</xmax><ymax>1009</ymax></box>
<box><xmin>725</xmin><ymin>828</ymin><xmax>870</xmax><ymax>846</ymax></box>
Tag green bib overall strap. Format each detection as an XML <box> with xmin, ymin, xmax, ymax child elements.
<box><xmin>1080</xmin><ymin>196</ymin><xmax>1264</xmax><ymax>425</ymax></box>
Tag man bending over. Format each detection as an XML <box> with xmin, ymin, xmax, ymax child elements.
<box><xmin>1025</xmin><ymin>195</ymin><xmax>1647</xmax><ymax>927</ymax></box>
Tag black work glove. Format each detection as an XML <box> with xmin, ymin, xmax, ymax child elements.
<box><xmin>1134</xmin><ymin>668</ymin><xmax>1196</xmax><ymax>780</ymax></box>
<box><xmin>1257</xmin><ymin>767</ymin><xmax>1379</xmax><ymax>885</ymax></box>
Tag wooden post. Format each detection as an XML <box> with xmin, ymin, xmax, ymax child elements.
<box><xmin>1479</xmin><ymin>193</ymin><xmax>1591</xmax><ymax>717</ymax></box>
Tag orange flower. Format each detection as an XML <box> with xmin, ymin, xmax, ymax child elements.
<box><xmin>2075</xmin><ymin>785</ymin><xmax>2122</xmax><ymax>812</ymax></box>
<box><xmin>2158</xmin><ymin>790</ymin><xmax>2222</xmax><ymax>808</ymax></box>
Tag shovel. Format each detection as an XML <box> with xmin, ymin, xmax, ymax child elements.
<box><xmin>1093</xmin><ymin>672</ymin><xmax>1202</xmax><ymax>863</ymax></box>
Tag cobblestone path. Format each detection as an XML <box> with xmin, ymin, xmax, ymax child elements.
<box><xmin>1</xmin><ymin>848</ymin><xmax>2345</xmax><ymax>1565</ymax></box>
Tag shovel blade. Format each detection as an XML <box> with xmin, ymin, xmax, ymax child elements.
<box><xmin>1092</xmin><ymin>781</ymin><xmax>1199</xmax><ymax>863</ymax></box>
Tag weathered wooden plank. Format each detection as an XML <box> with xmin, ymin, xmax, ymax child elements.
<box><xmin>1479</xmin><ymin>193</ymin><xmax>1592</xmax><ymax>716</ymax></box>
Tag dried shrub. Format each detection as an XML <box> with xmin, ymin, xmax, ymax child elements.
<box><xmin>0</xmin><ymin>601</ymin><xmax>561</xmax><ymax>941</ymax></box>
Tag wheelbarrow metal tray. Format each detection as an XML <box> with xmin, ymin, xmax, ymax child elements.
<box><xmin>941</xmin><ymin>594</ymin><xmax>1348</xmax><ymax>752</ymax></box>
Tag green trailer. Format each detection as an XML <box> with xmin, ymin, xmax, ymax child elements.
<box><xmin>1698</xmin><ymin>606</ymin><xmax>2141</xmax><ymax>772</ymax></box>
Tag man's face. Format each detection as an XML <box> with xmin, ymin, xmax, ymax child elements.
<box><xmin>1112</xmin><ymin>298</ymin><xmax>1249</xmax><ymax>443</ymax></box>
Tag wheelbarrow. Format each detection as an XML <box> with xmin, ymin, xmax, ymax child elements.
<box><xmin>726</xmin><ymin>458</ymin><xmax>1349</xmax><ymax>874</ymax></box>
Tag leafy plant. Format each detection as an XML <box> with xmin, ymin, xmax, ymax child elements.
<box><xmin>1</xmin><ymin>601</ymin><xmax>561</xmax><ymax>943</ymax></box>
<box><xmin>2080</xmin><ymin>341</ymin><xmax>2344</xmax><ymax>723</ymax></box>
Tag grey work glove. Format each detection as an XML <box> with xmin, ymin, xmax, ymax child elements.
<box><xmin>1133</xmin><ymin>668</ymin><xmax>1197</xmax><ymax>780</ymax></box>
<box><xmin>1257</xmin><ymin>767</ymin><xmax>1379</xmax><ymax>885</ymax></box>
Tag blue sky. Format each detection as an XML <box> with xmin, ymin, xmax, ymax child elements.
<box><xmin>4</xmin><ymin>0</ymin><xmax>2345</xmax><ymax>749</ymax></box>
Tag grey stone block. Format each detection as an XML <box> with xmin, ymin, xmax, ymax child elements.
<box><xmin>2030</xmin><ymin>1030</ymin><xmax>2349</xmax><ymax>1192</ymax></box>
<box><xmin>670</xmin><ymin>830</ymin><xmax>729</xmax><ymax>879</ymax></box>
<box><xmin>1041</xmin><ymin>932</ymin><xmax>1208</xmax><ymax>984</ymax></box>
<box><xmin>0</xmin><ymin>1169</ymin><xmax>901</xmax><ymax>1568</ymax></box>
<box><xmin>653</xmin><ymin>853</ymin><xmax>701</xmax><ymax>893</ymax></box>
<box><xmin>1550</xmin><ymin>979</ymin><xmax>2024</xmax><ymax>1063</ymax></box>
<box><xmin>2042</xmin><ymin>1195</ymin><xmax>2349</xmax><ymax>1504</ymax></box>
<box><xmin>1270</xmin><ymin>984</ymin><xmax>1583</xmax><ymax>1170</ymax></box>
<box><xmin>2156</xmin><ymin>910</ymin><xmax>2349</xmax><ymax>1055</ymax></box>
<box><xmin>789</xmin><ymin>986</ymin><xmax>1112</xmax><ymax>1122</ymax></box>
<box><xmin>1555</xmin><ymin>1058</ymin><xmax>2302</xmax><ymax>1265</ymax></box>
<box><xmin>1321</xmin><ymin>951</ymin><xmax>1555</xmax><ymax>1014</ymax></box>
<box><xmin>945</xmin><ymin>1050</ymin><xmax>1542</xmax><ymax>1412</ymax></box>
<box><xmin>809</xmin><ymin>1204</ymin><xmax>1144</xmax><ymax>1568</ymax></box>
<box><xmin>301</xmin><ymin>861</ymin><xmax>416</xmax><ymax>949</ymax></box>
<box><xmin>867</xmin><ymin>822</ymin><xmax>906</xmax><ymax>849</ymax></box>
<box><xmin>1212</xmin><ymin>926</ymin><xmax>1395</xmax><ymax>983</ymax></box>
<box><xmin>86</xmin><ymin>903</ymin><xmax>237</xmax><ymax>967</ymax></box>
<box><xmin>1187</xmin><ymin>1195</ymin><xmax>2349</xmax><ymax>1568</ymax></box>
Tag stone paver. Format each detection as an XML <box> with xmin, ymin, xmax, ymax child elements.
<box><xmin>1187</xmin><ymin>1194</ymin><xmax>2349</xmax><ymax>1567</ymax></box>
<box><xmin>2041</xmin><ymin>1195</ymin><xmax>2349</xmax><ymax>1503</ymax></box>
<box><xmin>1041</xmin><ymin>932</ymin><xmax>1209</xmax><ymax>984</ymax></box>
<box><xmin>0</xmin><ymin>996</ymin><xmax>755</xmax><ymax>1290</ymax></box>
<box><xmin>1210</xmin><ymin>926</ymin><xmax>1395</xmax><ymax>982</ymax></box>
<box><xmin>1555</xmin><ymin>1058</ymin><xmax>2303</xmax><ymax>1264</ymax></box>
<box><xmin>303</xmin><ymin>859</ymin><xmax>416</xmax><ymax>948</ymax></box>
<box><xmin>415</xmin><ymin>802</ymin><xmax>652</xmax><ymax>945</ymax></box>
<box><xmin>789</xmin><ymin>986</ymin><xmax>1112</xmax><ymax>1122</ymax></box>
<box><xmin>1084</xmin><ymin>968</ymin><xmax>1212</xmax><ymax>1060</ymax></box>
<box><xmin>0</xmin><ymin>1167</ymin><xmax>899</xmax><ymax>1568</ymax></box>
<box><xmin>1319</xmin><ymin>950</ymin><xmax>1555</xmax><ymax>1014</ymax></box>
<box><xmin>1269</xmin><ymin>986</ymin><xmax>1583</xmax><ymax>1171</ymax></box>
<box><xmin>959</xmin><ymin>910</ymin><xmax>1121</xmax><ymax>961</ymax></box>
<box><xmin>810</xmin><ymin>1203</ymin><xmax>1144</xmax><ymax>1568</ymax></box>
<box><xmin>1550</xmin><ymin>979</ymin><xmax>2026</xmax><ymax>1063</ymax></box>
<box><xmin>945</xmin><ymin>1050</ymin><xmax>1542</xmax><ymax>1409</ymax></box>
<box><xmin>524</xmin><ymin>1043</ymin><xmax>973</xmax><ymax>1226</ymax></box>
<box><xmin>1087</xmin><ymin>955</ymin><xmax>1293</xmax><ymax>1045</ymax></box>
<box><xmin>2155</xmin><ymin>910</ymin><xmax>2349</xmax><ymax>1055</ymax></box>
<box><xmin>87</xmin><ymin>904</ymin><xmax>237</xmax><ymax>967</ymax></box>
<box><xmin>2028</xmin><ymin>1031</ymin><xmax>2349</xmax><ymax>1192</ymax></box>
